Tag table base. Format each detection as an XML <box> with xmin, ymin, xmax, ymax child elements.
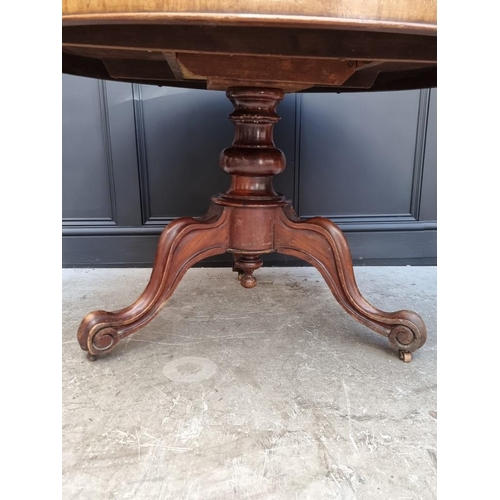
<box><xmin>77</xmin><ymin>87</ymin><xmax>426</xmax><ymax>363</ymax></box>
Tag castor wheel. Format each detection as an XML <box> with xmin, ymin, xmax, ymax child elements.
<box><xmin>86</xmin><ymin>353</ymin><xmax>98</xmax><ymax>362</ymax></box>
<box><xmin>399</xmin><ymin>350</ymin><xmax>412</xmax><ymax>363</ymax></box>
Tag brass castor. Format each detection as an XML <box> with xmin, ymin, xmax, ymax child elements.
<box><xmin>399</xmin><ymin>350</ymin><xmax>412</xmax><ymax>363</ymax></box>
<box><xmin>87</xmin><ymin>353</ymin><xmax>98</xmax><ymax>362</ymax></box>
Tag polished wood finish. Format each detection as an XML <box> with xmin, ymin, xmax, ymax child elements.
<box><xmin>78</xmin><ymin>203</ymin><xmax>230</xmax><ymax>357</ymax></box>
<box><xmin>77</xmin><ymin>88</ymin><xmax>427</xmax><ymax>361</ymax></box>
<box><xmin>274</xmin><ymin>206</ymin><xmax>426</xmax><ymax>358</ymax></box>
<box><xmin>67</xmin><ymin>3</ymin><xmax>433</xmax><ymax>361</ymax></box>
<box><xmin>62</xmin><ymin>0</ymin><xmax>437</xmax><ymax>30</ymax></box>
<box><xmin>233</xmin><ymin>254</ymin><xmax>263</xmax><ymax>289</ymax></box>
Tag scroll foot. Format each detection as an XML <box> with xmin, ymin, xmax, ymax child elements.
<box><xmin>275</xmin><ymin>205</ymin><xmax>427</xmax><ymax>360</ymax></box>
<box><xmin>77</xmin><ymin>204</ymin><xmax>230</xmax><ymax>358</ymax></box>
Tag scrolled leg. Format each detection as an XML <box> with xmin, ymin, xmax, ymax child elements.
<box><xmin>388</xmin><ymin>321</ymin><xmax>426</xmax><ymax>361</ymax></box>
<box><xmin>275</xmin><ymin>205</ymin><xmax>427</xmax><ymax>361</ymax></box>
<box><xmin>77</xmin><ymin>203</ymin><xmax>230</xmax><ymax>359</ymax></box>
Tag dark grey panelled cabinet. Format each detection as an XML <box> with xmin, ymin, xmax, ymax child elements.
<box><xmin>62</xmin><ymin>75</ymin><xmax>436</xmax><ymax>267</ymax></box>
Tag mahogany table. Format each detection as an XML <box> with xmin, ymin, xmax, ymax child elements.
<box><xmin>62</xmin><ymin>1</ymin><xmax>437</xmax><ymax>363</ymax></box>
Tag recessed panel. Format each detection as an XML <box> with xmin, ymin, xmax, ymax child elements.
<box><xmin>419</xmin><ymin>89</ymin><xmax>437</xmax><ymax>221</ymax></box>
<box><xmin>299</xmin><ymin>91</ymin><xmax>421</xmax><ymax>217</ymax></box>
<box><xmin>62</xmin><ymin>75</ymin><xmax>113</xmax><ymax>220</ymax></box>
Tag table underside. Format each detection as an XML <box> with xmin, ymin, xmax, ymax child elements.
<box><xmin>62</xmin><ymin>21</ymin><xmax>436</xmax><ymax>92</ymax></box>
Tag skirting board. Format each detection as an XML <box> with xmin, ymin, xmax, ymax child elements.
<box><xmin>62</xmin><ymin>230</ymin><xmax>436</xmax><ymax>267</ymax></box>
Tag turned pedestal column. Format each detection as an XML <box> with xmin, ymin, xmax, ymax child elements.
<box><xmin>78</xmin><ymin>87</ymin><xmax>426</xmax><ymax>363</ymax></box>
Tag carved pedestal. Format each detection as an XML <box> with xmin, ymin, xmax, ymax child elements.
<box><xmin>78</xmin><ymin>87</ymin><xmax>426</xmax><ymax>363</ymax></box>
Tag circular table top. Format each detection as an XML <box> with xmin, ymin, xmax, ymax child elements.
<box><xmin>62</xmin><ymin>0</ymin><xmax>437</xmax><ymax>92</ymax></box>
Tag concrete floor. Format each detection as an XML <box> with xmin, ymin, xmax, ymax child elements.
<box><xmin>62</xmin><ymin>266</ymin><xmax>437</xmax><ymax>500</ymax></box>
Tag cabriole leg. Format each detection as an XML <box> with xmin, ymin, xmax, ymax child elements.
<box><xmin>275</xmin><ymin>205</ymin><xmax>427</xmax><ymax>361</ymax></box>
<box><xmin>77</xmin><ymin>204</ymin><xmax>230</xmax><ymax>359</ymax></box>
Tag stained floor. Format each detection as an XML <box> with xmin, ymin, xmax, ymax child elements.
<box><xmin>62</xmin><ymin>266</ymin><xmax>437</xmax><ymax>499</ymax></box>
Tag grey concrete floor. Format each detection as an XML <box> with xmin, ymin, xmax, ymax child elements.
<box><xmin>62</xmin><ymin>266</ymin><xmax>437</xmax><ymax>500</ymax></box>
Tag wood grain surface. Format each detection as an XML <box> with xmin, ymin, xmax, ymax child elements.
<box><xmin>63</xmin><ymin>0</ymin><xmax>437</xmax><ymax>32</ymax></box>
<box><xmin>62</xmin><ymin>0</ymin><xmax>436</xmax><ymax>91</ymax></box>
